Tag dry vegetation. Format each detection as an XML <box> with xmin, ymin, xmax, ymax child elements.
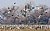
<box><xmin>0</xmin><ymin>25</ymin><xmax>49</xmax><ymax>31</ymax></box>
<box><xmin>0</xmin><ymin>26</ymin><xmax>50</xmax><ymax>31</ymax></box>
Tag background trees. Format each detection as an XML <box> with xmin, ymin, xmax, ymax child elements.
<box><xmin>0</xmin><ymin>2</ymin><xmax>50</xmax><ymax>25</ymax></box>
